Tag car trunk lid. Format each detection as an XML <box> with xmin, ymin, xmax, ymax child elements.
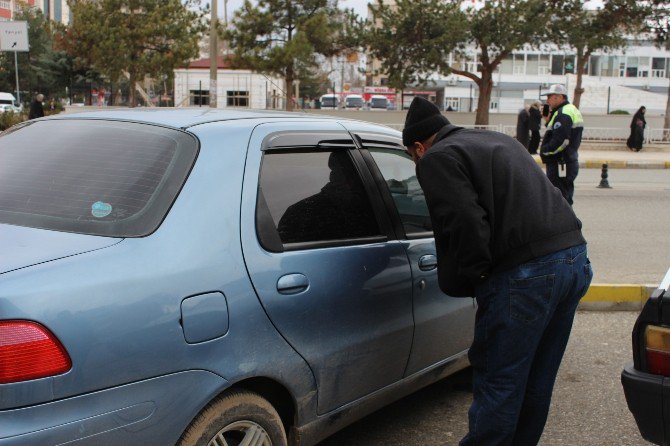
<box><xmin>0</xmin><ymin>223</ymin><xmax>121</xmax><ymax>275</ymax></box>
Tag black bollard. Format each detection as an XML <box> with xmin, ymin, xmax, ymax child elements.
<box><xmin>597</xmin><ymin>163</ymin><xmax>612</xmax><ymax>189</ymax></box>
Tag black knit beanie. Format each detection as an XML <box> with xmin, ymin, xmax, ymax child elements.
<box><xmin>402</xmin><ymin>97</ymin><xmax>450</xmax><ymax>146</ymax></box>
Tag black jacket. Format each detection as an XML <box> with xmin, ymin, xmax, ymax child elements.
<box><xmin>529</xmin><ymin>107</ymin><xmax>542</xmax><ymax>132</ymax></box>
<box><xmin>416</xmin><ymin>124</ymin><xmax>586</xmax><ymax>297</ymax></box>
<box><xmin>28</xmin><ymin>100</ymin><xmax>44</xmax><ymax>120</ymax></box>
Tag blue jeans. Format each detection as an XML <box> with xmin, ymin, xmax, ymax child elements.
<box><xmin>460</xmin><ymin>244</ymin><xmax>592</xmax><ymax>446</ymax></box>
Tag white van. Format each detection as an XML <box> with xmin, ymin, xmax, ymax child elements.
<box><xmin>369</xmin><ymin>95</ymin><xmax>389</xmax><ymax>110</ymax></box>
<box><xmin>319</xmin><ymin>94</ymin><xmax>338</xmax><ymax>109</ymax></box>
<box><xmin>344</xmin><ymin>94</ymin><xmax>364</xmax><ymax>110</ymax></box>
<box><xmin>0</xmin><ymin>92</ymin><xmax>21</xmax><ymax>113</ymax></box>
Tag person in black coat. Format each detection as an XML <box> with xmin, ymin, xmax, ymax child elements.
<box><xmin>528</xmin><ymin>101</ymin><xmax>542</xmax><ymax>154</ymax></box>
<box><xmin>627</xmin><ymin>106</ymin><xmax>646</xmax><ymax>152</ymax></box>
<box><xmin>515</xmin><ymin>106</ymin><xmax>530</xmax><ymax>149</ymax></box>
<box><xmin>403</xmin><ymin>97</ymin><xmax>592</xmax><ymax>446</ymax></box>
<box><xmin>28</xmin><ymin>93</ymin><xmax>45</xmax><ymax>120</ymax></box>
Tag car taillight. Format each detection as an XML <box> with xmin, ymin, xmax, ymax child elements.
<box><xmin>0</xmin><ymin>320</ymin><xmax>71</xmax><ymax>384</ymax></box>
<box><xmin>645</xmin><ymin>325</ymin><xmax>670</xmax><ymax>376</ymax></box>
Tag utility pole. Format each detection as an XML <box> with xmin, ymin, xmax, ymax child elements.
<box><xmin>209</xmin><ymin>0</ymin><xmax>218</xmax><ymax>108</ymax></box>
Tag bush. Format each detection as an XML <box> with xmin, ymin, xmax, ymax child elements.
<box><xmin>0</xmin><ymin>111</ymin><xmax>26</xmax><ymax>131</ymax></box>
<box><xmin>609</xmin><ymin>110</ymin><xmax>630</xmax><ymax>115</ymax></box>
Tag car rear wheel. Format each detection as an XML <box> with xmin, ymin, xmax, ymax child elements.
<box><xmin>178</xmin><ymin>390</ymin><xmax>287</xmax><ymax>446</ymax></box>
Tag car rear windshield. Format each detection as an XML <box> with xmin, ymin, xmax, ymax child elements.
<box><xmin>0</xmin><ymin>119</ymin><xmax>198</xmax><ymax>237</ymax></box>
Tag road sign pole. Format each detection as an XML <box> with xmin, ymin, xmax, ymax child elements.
<box><xmin>14</xmin><ymin>51</ymin><xmax>19</xmax><ymax>105</ymax></box>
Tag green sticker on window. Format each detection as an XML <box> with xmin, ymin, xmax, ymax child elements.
<box><xmin>91</xmin><ymin>201</ymin><xmax>112</xmax><ymax>218</ymax></box>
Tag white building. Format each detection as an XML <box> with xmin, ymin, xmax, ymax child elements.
<box><xmin>174</xmin><ymin>57</ymin><xmax>285</xmax><ymax>110</ymax></box>
<box><xmin>40</xmin><ymin>0</ymin><xmax>69</xmax><ymax>24</ymax></box>
<box><xmin>431</xmin><ymin>39</ymin><xmax>670</xmax><ymax>114</ymax></box>
<box><xmin>0</xmin><ymin>0</ymin><xmax>69</xmax><ymax>24</ymax></box>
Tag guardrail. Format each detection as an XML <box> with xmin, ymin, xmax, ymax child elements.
<box><xmin>387</xmin><ymin>123</ymin><xmax>670</xmax><ymax>144</ymax></box>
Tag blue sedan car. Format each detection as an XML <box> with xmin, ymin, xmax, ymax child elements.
<box><xmin>0</xmin><ymin>110</ymin><xmax>475</xmax><ymax>446</ymax></box>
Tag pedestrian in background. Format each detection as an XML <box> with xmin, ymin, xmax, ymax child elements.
<box><xmin>403</xmin><ymin>97</ymin><xmax>592</xmax><ymax>446</ymax></box>
<box><xmin>28</xmin><ymin>93</ymin><xmax>45</xmax><ymax>120</ymax></box>
<box><xmin>515</xmin><ymin>105</ymin><xmax>530</xmax><ymax>149</ymax></box>
<box><xmin>540</xmin><ymin>84</ymin><xmax>584</xmax><ymax>206</ymax></box>
<box><xmin>528</xmin><ymin>101</ymin><xmax>542</xmax><ymax>154</ymax></box>
<box><xmin>627</xmin><ymin>106</ymin><xmax>646</xmax><ymax>152</ymax></box>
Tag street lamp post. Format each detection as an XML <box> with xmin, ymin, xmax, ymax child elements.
<box><xmin>209</xmin><ymin>0</ymin><xmax>218</xmax><ymax>108</ymax></box>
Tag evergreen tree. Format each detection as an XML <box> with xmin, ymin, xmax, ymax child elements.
<box><xmin>367</xmin><ymin>0</ymin><xmax>551</xmax><ymax>125</ymax></box>
<box><xmin>0</xmin><ymin>6</ymin><xmax>56</xmax><ymax>103</ymax></box>
<box><xmin>366</xmin><ymin>0</ymin><xmax>464</xmax><ymax>94</ymax></box>
<box><xmin>225</xmin><ymin>0</ymin><xmax>359</xmax><ymax>111</ymax></box>
<box><xmin>65</xmin><ymin>0</ymin><xmax>206</xmax><ymax>107</ymax></box>
<box><xmin>552</xmin><ymin>0</ymin><xmax>648</xmax><ymax>108</ymax></box>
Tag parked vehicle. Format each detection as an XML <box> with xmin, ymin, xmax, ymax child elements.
<box><xmin>369</xmin><ymin>95</ymin><xmax>389</xmax><ymax>110</ymax></box>
<box><xmin>344</xmin><ymin>94</ymin><xmax>365</xmax><ymax>110</ymax></box>
<box><xmin>0</xmin><ymin>110</ymin><xmax>475</xmax><ymax>446</ymax></box>
<box><xmin>622</xmin><ymin>267</ymin><xmax>670</xmax><ymax>445</ymax></box>
<box><xmin>0</xmin><ymin>92</ymin><xmax>21</xmax><ymax>113</ymax></box>
<box><xmin>319</xmin><ymin>94</ymin><xmax>338</xmax><ymax>109</ymax></box>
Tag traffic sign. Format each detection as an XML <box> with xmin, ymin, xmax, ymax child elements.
<box><xmin>0</xmin><ymin>21</ymin><xmax>29</xmax><ymax>52</ymax></box>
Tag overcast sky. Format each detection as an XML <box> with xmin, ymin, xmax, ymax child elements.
<box><xmin>217</xmin><ymin>0</ymin><xmax>374</xmax><ymax>20</ymax></box>
<box><xmin>216</xmin><ymin>0</ymin><xmax>604</xmax><ymax>21</ymax></box>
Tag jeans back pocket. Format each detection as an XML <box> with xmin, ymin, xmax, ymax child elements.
<box><xmin>509</xmin><ymin>274</ymin><xmax>555</xmax><ymax>323</ymax></box>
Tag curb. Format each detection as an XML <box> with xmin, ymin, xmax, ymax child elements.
<box><xmin>578</xmin><ymin>284</ymin><xmax>656</xmax><ymax>311</ymax></box>
<box><xmin>533</xmin><ymin>158</ymin><xmax>669</xmax><ymax>169</ymax></box>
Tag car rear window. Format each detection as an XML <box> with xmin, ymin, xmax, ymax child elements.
<box><xmin>0</xmin><ymin>119</ymin><xmax>198</xmax><ymax>237</ymax></box>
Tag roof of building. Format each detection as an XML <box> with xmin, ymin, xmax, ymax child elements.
<box><xmin>183</xmin><ymin>56</ymin><xmax>235</xmax><ymax>69</ymax></box>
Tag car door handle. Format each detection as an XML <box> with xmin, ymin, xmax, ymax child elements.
<box><xmin>277</xmin><ymin>274</ymin><xmax>310</xmax><ymax>295</ymax></box>
<box><xmin>418</xmin><ymin>255</ymin><xmax>438</xmax><ymax>271</ymax></box>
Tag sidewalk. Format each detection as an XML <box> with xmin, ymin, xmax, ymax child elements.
<box><xmin>533</xmin><ymin>141</ymin><xmax>670</xmax><ymax>169</ymax></box>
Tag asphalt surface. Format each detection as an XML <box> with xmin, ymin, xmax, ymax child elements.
<box><xmin>318</xmin><ymin>171</ymin><xmax>670</xmax><ymax>445</ymax></box>
<box><xmin>318</xmin><ymin>312</ymin><xmax>650</xmax><ymax>446</ymax></box>
<box><xmin>573</xmin><ymin>169</ymin><xmax>670</xmax><ymax>285</ymax></box>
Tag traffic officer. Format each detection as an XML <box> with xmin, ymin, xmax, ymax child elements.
<box><xmin>540</xmin><ymin>84</ymin><xmax>584</xmax><ymax>205</ymax></box>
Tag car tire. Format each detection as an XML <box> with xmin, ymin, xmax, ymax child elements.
<box><xmin>178</xmin><ymin>390</ymin><xmax>288</xmax><ymax>446</ymax></box>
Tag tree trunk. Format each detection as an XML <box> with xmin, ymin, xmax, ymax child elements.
<box><xmin>475</xmin><ymin>70</ymin><xmax>493</xmax><ymax>126</ymax></box>
<box><xmin>285</xmin><ymin>65</ymin><xmax>294</xmax><ymax>111</ymax></box>
<box><xmin>573</xmin><ymin>51</ymin><xmax>588</xmax><ymax>109</ymax></box>
<box><xmin>128</xmin><ymin>72</ymin><xmax>137</xmax><ymax>108</ymax></box>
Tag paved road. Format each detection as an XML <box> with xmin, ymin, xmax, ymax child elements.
<box><xmin>318</xmin><ymin>312</ymin><xmax>650</xmax><ymax>446</ymax></box>
<box><xmin>573</xmin><ymin>169</ymin><xmax>670</xmax><ymax>285</ymax></box>
<box><xmin>317</xmin><ymin>172</ymin><xmax>668</xmax><ymax>445</ymax></box>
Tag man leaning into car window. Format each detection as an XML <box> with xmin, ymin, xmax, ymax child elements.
<box><xmin>403</xmin><ymin>97</ymin><xmax>593</xmax><ymax>446</ymax></box>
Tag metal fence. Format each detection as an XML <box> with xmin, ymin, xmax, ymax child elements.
<box><xmin>386</xmin><ymin>123</ymin><xmax>670</xmax><ymax>144</ymax></box>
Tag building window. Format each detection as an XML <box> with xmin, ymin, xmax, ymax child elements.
<box><xmin>539</xmin><ymin>55</ymin><xmax>550</xmax><ymax>75</ymax></box>
<box><xmin>652</xmin><ymin>58</ymin><xmax>666</xmax><ymax>78</ymax></box>
<box><xmin>526</xmin><ymin>54</ymin><xmax>538</xmax><ymax>75</ymax></box>
<box><xmin>227</xmin><ymin>90</ymin><xmax>249</xmax><ymax>107</ymax></box>
<box><xmin>551</xmin><ymin>55</ymin><xmax>564</xmax><ymax>75</ymax></box>
<box><xmin>626</xmin><ymin>56</ymin><xmax>638</xmax><ymax>77</ymax></box>
<box><xmin>499</xmin><ymin>54</ymin><xmax>513</xmax><ymax>74</ymax></box>
<box><xmin>189</xmin><ymin>90</ymin><xmax>209</xmax><ymax>106</ymax></box>
<box><xmin>0</xmin><ymin>1</ymin><xmax>11</xmax><ymax>9</ymax></box>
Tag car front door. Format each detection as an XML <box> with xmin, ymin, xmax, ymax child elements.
<box><xmin>353</xmin><ymin>131</ymin><xmax>476</xmax><ymax>376</ymax></box>
<box><xmin>241</xmin><ymin>121</ymin><xmax>414</xmax><ymax>414</ymax></box>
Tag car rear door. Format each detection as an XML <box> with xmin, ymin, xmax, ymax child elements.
<box><xmin>240</xmin><ymin>121</ymin><xmax>414</xmax><ymax>414</ymax></box>
<box><xmin>352</xmin><ymin>130</ymin><xmax>476</xmax><ymax>376</ymax></box>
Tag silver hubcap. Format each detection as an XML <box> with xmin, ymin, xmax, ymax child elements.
<box><xmin>208</xmin><ymin>420</ymin><xmax>272</xmax><ymax>446</ymax></box>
